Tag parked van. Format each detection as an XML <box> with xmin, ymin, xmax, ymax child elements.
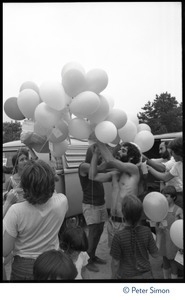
<box><xmin>3</xmin><ymin>137</ymin><xmax>112</xmax><ymax>227</ymax></box>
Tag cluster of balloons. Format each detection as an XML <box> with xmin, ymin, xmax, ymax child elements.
<box><xmin>143</xmin><ymin>192</ymin><xmax>183</xmax><ymax>250</ymax></box>
<box><xmin>4</xmin><ymin>61</ymin><xmax>155</xmax><ymax>156</ymax></box>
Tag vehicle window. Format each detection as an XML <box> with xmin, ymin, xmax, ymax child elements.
<box><xmin>3</xmin><ymin>151</ymin><xmax>17</xmax><ymax>168</ymax></box>
<box><xmin>64</xmin><ymin>147</ymin><xmax>87</xmax><ymax>169</ymax></box>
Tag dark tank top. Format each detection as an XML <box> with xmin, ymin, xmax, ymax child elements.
<box><xmin>78</xmin><ymin>163</ymin><xmax>105</xmax><ymax>206</ymax></box>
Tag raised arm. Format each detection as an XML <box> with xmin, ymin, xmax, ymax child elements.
<box><xmin>89</xmin><ymin>144</ymin><xmax>117</xmax><ymax>183</ymax></box>
<box><xmin>97</xmin><ymin>142</ymin><xmax>139</xmax><ymax>175</ymax></box>
<box><xmin>96</xmin><ymin>141</ymin><xmax>114</xmax><ymax>163</ymax></box>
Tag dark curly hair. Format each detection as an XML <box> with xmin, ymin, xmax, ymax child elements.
<box><xmin>20</xmin><ymin>159</ymin><xmax>55</xmax><ymax>205</ymax></box>
<box><xmin>60</xmin><ymin>227</ymin><xmax>88</xmax><ymax>254</ymax></box>
<box><xmin>168</xmin><ymin>137</ymin><xmax>183</xmax><ymax>157</ymax></box>
<box><xmin>120</xmin><ymin>142</ymin><xmax>141</xmax><ymax>165</ymax></box>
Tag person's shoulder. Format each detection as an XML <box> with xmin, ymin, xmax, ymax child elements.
<box><xmin>50</xmin><ymin>193</ymin><xmax>68</xmax><ymax>213</ymax></box>
<box><xmin>52</xmin><ymin>192</ymin><xmax>68</xmax><ymax>201</ymax></box>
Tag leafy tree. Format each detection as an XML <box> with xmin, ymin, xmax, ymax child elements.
<box><xmin>3</xmin><ymin>121</ymin><xmax>22</xmax><ymax>143</ymax></box>
<box><xmin>137</xmin><ymin>92</ymin><xmax>182</xmax><ymax>134</ymax></box>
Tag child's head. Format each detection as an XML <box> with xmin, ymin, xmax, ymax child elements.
<box><xmin>161</xmin><ymin>185</ymin><xmax>177</xmax><ymax>204</ymax></box>
<box><xmin>33</xmin><ymin>249</ymin><xmax>77</xmax><ymax>280</ymax></box>
<box><xmin>60</xmin><ymin>227</ymin><xmax>88</xmax><ymax>255</ymax></box>
<box><xmin>21</xmin><ymin>159</ymin><xmax>55</xmax><ymax>205</ymax></box>
<box><xmin>122</xmin><ymin>194</ymin><xmax>143</xmax><ymax>227</ymax></box>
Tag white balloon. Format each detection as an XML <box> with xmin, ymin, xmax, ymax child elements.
<box><xmin>34</xmin><ymin>102</ymin><xmax>62</xmax><ymax>129</ymax></box>
<box><xmin>143</xmin><ymin>192</ymin><xmax>168</xmax><ymax>222</ymax></box>
<box><xmin>103</xmin><ymin>94</ymin><xmax>115</xmax><ymax>110</ymax></box>
<box><xmin>51</xmin><ymin>140</ymin><xmax>69</xmax><ymax>157</ymax></box>
<box><xmin>39</xmin><ymin>81</ymin><xmax>66</xmax><ymax>111</ymax></box>
<box><xmin>137</xmin><ymin>123</ymin><xmax>151</xmax><ymax>132</ymax></box>
<box><xmin>95</xmin><ymin>121</ymin><xmax>117</xmax><ymax>143</ymax></box>
<box><xmin>106</xmin><ymin>108</ymin><xmax>127</xmax><ymax>129</ymax></box>
<box><xmin>47</xmin><ymin>120</ymin><xmax>69</xmax><ymax>143</ymax></box>
<box><xmin>127</xmin><ymin>112</ymin><xmax>139</xmax><ymax>127</ymax></box>
<box><xmin>20</xmin><ymin>81</ymin><xmax>40</xmax><ymax>95</ymax></box>
<box><xmin>86</xmin><ymin>68</ymin><xmax>108</xmax><ymax>94</ymax></box>
<box><xmin>69</xmin><ymin>91</ymin><xmax>100</xmax><ymax>118</ymax></box>
<box><xmin>118</xmin><ymin>120</ymin><xmax>137</xmax><ymax>142</ymax></box>
<box><xmin>88</xmin><ymin>95</ymin><xmax>110</xmax><ymax>124</ymax></box>
<box><xmin>68</xmin><ymin>118</ymin><xmax>91</xmax><ymax>139</ymax></box>
<box><xmin>62</xmin><ymin>69</ymin><xmax>87</xmax><ymax>98</ymax></box>
<box><xmin>61</xmin><ymin>61</ymin><xmax>86</xmax><ymax>77</ymax></box>
<box><xmin>17</xmin><ymin>89</ymin><xmax>40</xmax><ymax>119</ymax></box>
<box><xmin>134</xmin><ymin>130</ymin><xmax>154</xmax><ymax>153</ymax></box>
<box><xmin>34</xmin><ymin>121</ymin><xmax>52</xmax><ymax>137</ymax></box>
<box><xmin>170</xmin><ymin>220</ymin><xmax>183</xmax><ymax>249</ymax></box>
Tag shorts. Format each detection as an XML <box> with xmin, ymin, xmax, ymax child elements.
<box><xmin>107</xmin><ymin>218</ymin><xmax>125</xmax><ymax>248</ymax></box>
<box><xmin>82</xmin><ymin>203</ymin><xmax>108</xmax><ymax>225</ymax></box>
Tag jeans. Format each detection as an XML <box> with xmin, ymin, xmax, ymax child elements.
<box><xmin>87</xmin><ymin>222</ymin><xmax>104</xmax><ymax>260</ymax></box>
<box><xmin>10</xmin><ymin>255</ymin><xmax>35</xmax><ymax>281</ymax></box>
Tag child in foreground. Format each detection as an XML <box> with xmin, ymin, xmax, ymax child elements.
<box><xmin>33</xmin><ymin>249</ymin><xmax>77</xmax><ymax>280</ymax></box>
<box><xmin>60</xmin><ymin>227</ymin><xmax>89</xmax><ymax>279</ymax></box>
<box><xmin>110</xmin><ymin>194</ymin><xmax>161</xmax><ymax>279</ymax></box>
<box><xmin>156</xmin><ymin>185</ymin><xmax>183</xmax><ymax>279</ymax></box>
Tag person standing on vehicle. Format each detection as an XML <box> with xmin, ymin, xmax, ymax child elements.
<box><xmin>78</xmin><ymin>144</ymin><xmax>108</xmax><ymax>272</ymax></box>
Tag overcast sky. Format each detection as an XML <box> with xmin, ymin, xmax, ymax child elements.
<box><xmin>3</xmin><ymin>2</ymin><xmax>182</xmax><ymax>122</ymax></box>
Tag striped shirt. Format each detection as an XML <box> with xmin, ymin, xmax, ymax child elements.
<box><xmin>110</xmin><ymin>225</ymin><xmax>158</xmax><ymax>278</ymax></box>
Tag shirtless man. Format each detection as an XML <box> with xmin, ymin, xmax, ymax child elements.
<box><xmin>89</xmin><ymin>141</ymin><xmax>144</xmax><ymax>247</ymax></box>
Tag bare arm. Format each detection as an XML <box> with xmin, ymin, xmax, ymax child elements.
<box><xmin>143</xmin><ymin>155</ymin><xmax>166</xmax><ymax>172</ymax></box>
<box><xmin>3</xmin><ymin>230</ymin><xmax>15</xmax><ymax>257</ymax></box>
<box><xmin>147</xmin><ymin>166</ymin><xmax>174</xmax><ymax>182</ymax></box>
<box><xmin>3</xmin><ymin>190</ymin><xmax>18</xmax><ymax>218</ymax></box>
<box><xmin>111</xmin><ymin>257</ymin><xmax>120</xmax><ymax>279</ymax></box>
<box><xmin>97</xmin><ymin>141</ymin><xmax>139</xmax><ymax>175</ymax></box>
<box><xmin>89</xmin><ymin>145</ymin><xmax>116</xmax><ymax>182</ymax></box>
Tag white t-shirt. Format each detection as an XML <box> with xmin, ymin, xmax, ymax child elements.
<box><xmin>75</xmin><ymin>251</ymin><xmax>89</xmax><ymax>279</ymax></box>
<box><xmin>3</xmin><ymin>193</ymin><xmax>68</xmax><ymax>258</ymax></box>
<box><xmin>163</xmin><ymin>158</ymin><xmax>182</xmax><ymax>192</ymax></box>
<box><xmin>169</xmin><ymin>161</ymin><xmax>183</xmax><ymax>192</ymax></box>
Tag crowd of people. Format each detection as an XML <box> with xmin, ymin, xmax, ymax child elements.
<box><xmin>2</xmin><ymin>136</ymin><xmax>183</xmax><ymax>281</ymax></box>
